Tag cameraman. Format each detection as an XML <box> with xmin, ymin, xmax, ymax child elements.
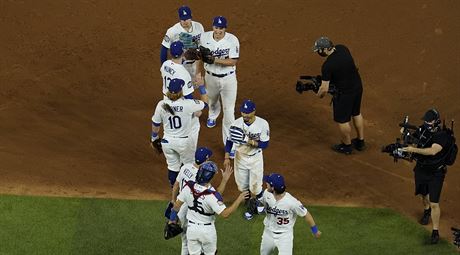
<box><xmin>313</xmin><ymin>37</ymin><xmax>365</xmax><ymax>154</ymax></box>
<box><xmin>401</xmin><ymin>109</ymin><xmax>451</xmax><ymax>244</ymax></box>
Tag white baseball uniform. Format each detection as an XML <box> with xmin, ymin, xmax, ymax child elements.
<box><xmin>175</xmin><ymin>163</ymin><xmax>199</xmax><ymax>255</ymax></box>
<box><xmin>177</xmin><ymin>182</ymin><xmax>226</xmax><ymax>255</ymax></box>
<box><xmin>231</xmin><ymin>116</ymin><xmax>270</xmax><ymax>195</ymax></box>
<box><xmin>200</xmin><ymin>31</ymin><xmax>240</xmax><ymax>144</ymax></box>
<box><xmin>259</xmin><ymin>191</ymin><xmax>309</xmax><ymax>255</ymax></box>
<box><xmin>162</xmin><ymin>21</ymin><xmax>204</xmax><ymax>77</ymax></box>
<box><xmin>152</xmin><ymin>98</ymin><xmax>206</xmax><ymax>172</ymax></box>
<box><xmin>160</xmin><ymin>60</ymin><xmax>200</xmax><ymax>150</ymax></box>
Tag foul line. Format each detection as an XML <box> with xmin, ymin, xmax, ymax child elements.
<box><xmin>351</xmin><ymin>157</ymin><xmax>414</xmax><ymax>183</ymax></box>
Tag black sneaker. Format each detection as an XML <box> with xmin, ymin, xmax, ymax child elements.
<box><xmin>430</xmin><ymin>230</ymin><xmax>439</xmax><ymax>244</ymax></box>
<box><xmin>351</xmin><ymin>138</ymin><xmax>366</xmax><ymax>151</ymax></box>
<box><xmin>419</xmin><ymin>208</ymin><xmax>431</xmax><ymax>225</ymax></box>
<box><xmin>332</xmin><ymin>143</ymin><xmax>352</xmax><ymax>155</ymax></box>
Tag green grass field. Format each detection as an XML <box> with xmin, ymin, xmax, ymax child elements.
<box><xmin>0</xmin><ymin>194</ymin><xmax>457</xmax><ymax>255</ymax></box>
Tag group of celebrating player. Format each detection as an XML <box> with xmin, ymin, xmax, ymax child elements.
<box><xmin>151</xmin><ymin>5</ymin><xmax>321</xmax><ymax>255</ymax></box>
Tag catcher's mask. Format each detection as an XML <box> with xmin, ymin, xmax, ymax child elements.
<box><xmin>196</xmin><ymin>161</ymin><xmax>218</xmax><ymax>185</ymax></box>
<box><xmin>422</xmin><ymin>108</ymin><xmax>441</xmax><ymax>132</ymax></box>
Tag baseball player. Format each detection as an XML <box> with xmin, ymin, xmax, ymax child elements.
<box><xmin>168</xmin><ymin>161</ymin><xmax>249</xmax><ymax>255</ymax></box>
<box><xmin>151</xmin><ymin>78</ymin><xmax>208</xmax><ymax>187</ymax></box>
<box><xmin>259</xmin><ymin>173</ymin><xmax>321</xmax><ymax>255</ymax></box>
<box><xmin>171</xmin><ymin>147</ymin><xmax>234</xmax><ymax>255</ymax></box>
<box><xmin>160</xmin><ymin>40</ymin><xmax>201</xmax><ymax>150</ymax></box>
<box><xmin>224</xmin><ymin>99</ymin><xmax>270</xmax><ymax>220</ymax></box>
<box><xmin>161</xmin><ymin>5</ymin><xmax>204</xmax><ymax>77</ymax></box>
<box><xmin>199</xmin><ymin>16</ymin><xmax>240</xmax><ymax>145</ymax></box>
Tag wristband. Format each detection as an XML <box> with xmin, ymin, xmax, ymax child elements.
<box><xmin>310</xmin><ymin>225</ymin><xmax>318</xmax><ymax>234</ymax></box>
<box><xmin>198</xmin><ymin>85</ymin><xmax>207</xmax><ymax>95</ymax></box>
<box><xmin>169</xmin><ymin>209</ymin><xmax>178</xmax><ymax>221</ymax></box>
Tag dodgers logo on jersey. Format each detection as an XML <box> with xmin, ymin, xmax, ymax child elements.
<box><xmin>212</xmin><ymin>48</ymin><xmax>230</xmax><ymax>58</ymax></box>
<box><xmin>248</xmin><ymin>132</ymin><xmax>261</xmax><ymax>140</ymax></box>
<box><xmin>267</xmin><ymin>206</ymin><xmax>289</xmax><ymax>216</ymax></box>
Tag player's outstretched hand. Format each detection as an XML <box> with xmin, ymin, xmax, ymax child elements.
<box><xmin>237</xmin><ymin>191</ymin><xmax>250</xmax><ymax>203</ymax></box>
<box><xmin>220</xmin><ymin>164</ymin><xmax>234</xmax><ymax>182</ymax></box>
<box><xmin>223</xmin><ymin>158</ymin><xmax>232</xmax><ymax>169</ymax></box>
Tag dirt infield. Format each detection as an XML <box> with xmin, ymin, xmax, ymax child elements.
<box><xmin>1</xmin><ymin>0</ymin><xmax>459</xmax><ymax>241</ymax></box>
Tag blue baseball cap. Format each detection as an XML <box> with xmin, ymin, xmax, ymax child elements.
<box><xmin>178</xmin><ymin>6</ymin><xmax>192</xmax><ymax>20</ymax></box>
<box><xmin>170</xmin><ymin>41</ymin><xmax>184</xmax><ymax>58</ymax></box>
<box><xmin>240</xmin><ymin>99</ymin><xmax>256</xmax><ymax>114</ymax></box>
<box><xmin>168</xmin><ymin>78</ymin><xmax>184</xmax><ymax>93</ymax></box>
<box><xmin>195</xmin><ymin>147</ymin><xmax>213</xmax><ymax>165</ymax></box>
<box><xmin>264</xmin><ymin>173</ymin><xmax>285</xmax><ymax>191</ymax></box>
<box><xmin>213</xmin><ymin>16</ymin><xmax>227</xmax><ymax>28</ymax></box>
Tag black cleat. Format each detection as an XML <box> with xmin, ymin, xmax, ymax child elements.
<box><xmin>430</xmin><ymin>230</ymin><xmax>440</xmax><ymax>244</ymax></box>
<box><xmin>419</xmin><ymin>208</ymin><xmax>431</xmax><ymax>225</ymax></box>
<box><xmin>332</xmin><ymin>143</ymin><xmax>352</xmax><ymax>155</ymax></box>
<box><xmin>351</xmin><ymin>138</ymin><xmax>366</xmax><ymax>151</ymax></box>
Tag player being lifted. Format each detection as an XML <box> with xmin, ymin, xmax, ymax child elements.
<box><xmin>224</xmin><ymin>99</ymin><xmax>270</xmax><ymax>220</ymax></box>
<box><xmin>150</xmin><ymin>77</ymin><xmax>208</xmax><ymax>187</ymax></box>
<box><xmin>259</xmin><ymin>173</ymin><xmax>321</xmax><ymax>255</ymax></box>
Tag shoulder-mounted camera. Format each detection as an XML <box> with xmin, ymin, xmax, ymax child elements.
<box><xmin>381</xmin><ymin>116</ymin><xmax>420</xmax><ymax>162</ymax></box>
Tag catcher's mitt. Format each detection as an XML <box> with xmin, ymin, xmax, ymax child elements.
<box><xmin>199</xmin><ymin>46</ymin><xmax>214</xmax><ymax>64</ymax></box>
<box><xmin>164</xmin><ymin>222</ymin><xmax>183</xmax><ymax>240</ymax></box>
<box><xmin>151</xmin><ymin>139</ymin><xmax>163</xmax><ymax>154</ymax></box>
<box><xmin>229</xmin><ymin>126</ymin><xmax>248</xmax><ymax>145</ymax></box>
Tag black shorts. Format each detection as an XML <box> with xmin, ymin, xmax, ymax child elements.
<box><xmin>414</xmin><ymin>164</ymin><xmax>446</xmax><ymax>203</ymax></box>
<box><xmin>332</xmin><ymin>89</ymin><xmax>363</xmax><ymax>123</ymax></box>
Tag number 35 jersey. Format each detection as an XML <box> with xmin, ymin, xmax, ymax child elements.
<box><xmin>261</xmin><ymin>190</ymin><xmax>308</xmax><ymax>233</ymax></box>
<box><xmin>152</xmin><ymin>98</ymin><xmax>205</xmax><ymax>138</ymax></box>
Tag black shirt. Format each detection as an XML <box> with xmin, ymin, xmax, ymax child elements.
<box><xmin>415</xmin><ymin>128</ymin><xmax>451</xmax><ymax>166</ymax></box>
<box><xmin>321</xmin><ymin>44</ymin><xmax>362</xmax><ymax>94</ymax></box>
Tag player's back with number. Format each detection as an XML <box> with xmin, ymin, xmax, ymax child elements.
<box><xmin>153</xmin><ymin>98</ymin><xmax>204</xmax><ymax>138</ymax></box>
<box><xmin>160</xmin><ymin>60</ymin><xmax>194</xmax><ymax>97</ymax></box>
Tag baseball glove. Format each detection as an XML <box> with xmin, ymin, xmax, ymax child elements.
<box><xmin>184</xmin><ymin>48</ymin><xmax>201</xmax><ymax>61</ymax></box>
<box><xmin>179</xmin><ymin>32</ymin><xmax>196</xmax><ymax>49</ymax></box>
<box><xmin>246</xmin><ymin>197</ymin><xmax>260</xmax><ymax>215</ymax></box>
<box><xmin>229</xmin><ymin>126</ymin><xmax>248</xmax><ymax>144</ymax></box>
<box><xmin>199</xmin><ymin>46</ymin><xmax>214</xmax><ymax>64</ymax></box>
<box><xmin>151</xmin><ymin>139</ymin><xmax>163</xmax><ymax>154</ymax></box>
<box><xmin>164</xmin><ymin>222</ymin><xmax>183</xmax><ymax>240</ymax></box>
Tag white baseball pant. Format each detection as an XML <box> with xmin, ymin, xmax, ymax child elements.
<box><xmin>205</xmin><ymin>72</ymin><xmax>237</xmax><ymax>145</ymax></box>
<box><xmin>190</xmin><ymin>117</ymin><xmax>200</xmax><ymax>151</ymax></box>
<box><xmin>186</xmin><ymin>222</ymin><xmax>217</xmax><ymax>255</ymax></box>
<box><xmin>260</xmin><ymin>229</ymin><xmax>294</xmax><ymax>255</ymax></box>
<box><xmin>234</xmin><ymin>151</ymin><xmax>264</xmax><ymax>195</ymax></box>
<box><xmin>178</xmin><ymin>204</ymin><xmax>189</xmax><ymax>255</ymax></box>
<box><xmin>162</xmin><ymin>136</ymin><xmax>194</xmax><ymax>172</ymax></box>
<box><xmin>183</xmin><ymin>61</ymin><xmax>198</xmax><ymax>78</ymax></box>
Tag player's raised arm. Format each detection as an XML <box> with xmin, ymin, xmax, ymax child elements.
<box><xmin>219</xmin><ymin>191</ymin><xmax>249</xmax><ymax>218</ymax></box>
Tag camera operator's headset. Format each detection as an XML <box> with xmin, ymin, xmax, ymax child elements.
<box><xmin>425</xmin><ymin>108</ymin><xmax>441</xmax><ymax>126</ymax></box>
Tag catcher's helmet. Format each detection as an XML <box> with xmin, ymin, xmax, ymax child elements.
<box><xmin>312</xmin><ymin>36</ymin><xmax>334</xmax><ymax>52</ymax></box>
<box><xmin>196</xmin><ymin>161</ymin><xmax>218</xmax><ymax>185</ymax></box>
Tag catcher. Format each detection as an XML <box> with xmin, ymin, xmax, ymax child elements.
<box><xmin>167</xmin><ymin>161</ymin><xmax>249</xmax><ymax>255</ymax></box>
<box><xmin>224</xmin><ymin>99</ymin><xmax>270</xmax><ymax>221</ymax></box>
